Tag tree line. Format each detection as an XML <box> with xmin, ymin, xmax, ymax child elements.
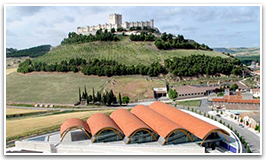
<box><xmin>129</xmin><ymin>32</ymin><xmax>156</xmax><ymax>41</ymax></box>
<box><xmin>78</xmin><ymin>86</ymin><xmax>130</xmax><ymax>106</ymax></box>
<box><xmin>164</xmin><ymin>54</ymin><xmax>243</xmax><ymax>77</ymax></box>
<box><xmin>61</xmin><ymin>29</ymin><xmax>120</xmax><ymax>45</ymax></box>
<box><xmin>155</xmin><ymin>33</ymin><xmax>212</xmax><ymax>50</ymax></box>
<box><xmin>17</xmin><ymin>58</ymin><xmax>166</xmax><ymax>77</ymax></box>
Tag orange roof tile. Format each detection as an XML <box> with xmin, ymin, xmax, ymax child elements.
<box><xmin>87</xmin><ymin>113</ymin><xmax>122</xmax><ymax>136</ymax></box>
<box><xmin>149</xmin><ymin>101</ymin><xmax>229</xmax><ymax>139</ymax></box>
<box><xmin>110</xmin><ymin>109</ymin><xmax>153</xmax><ymax>137</ymax></box>
<box><xmin>131</xmin><ymin>105</ymin><xmax>186</xmax><ymax>138</ymax></box>
<box><xmin>60</xmin><ymin>118</ymin><xmax>90</xmax><ymax>135</ymax></box>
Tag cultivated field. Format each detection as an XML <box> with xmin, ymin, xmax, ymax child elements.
<box><xmin>34</xmin><ymin>38</ymin><xmax>227</xmax><ymax>66</ymax></box>
<box><xmin>104</xmin><ymin>75</ymin><xmax>165</xmax><ymax>102</ymax></box>
<box><xmin>6</xmin><ymin>108</ymin><xmax>47</xmax><ymax>116</ymax></box>
<box><xmin>6</xmin><ymin>72</ymin><xmax>108</xmax><ymax>104</ymax></box>
<box><xmin>6</xmin><ymin>109</ymin><xmax>114</xmax><ymax>139</ymax></box>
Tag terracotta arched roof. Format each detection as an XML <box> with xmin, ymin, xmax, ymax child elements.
<box><xmin>149</xmin><ymin>101</ymin><xmax>230</xmax><ymax>139</ymax></box>
<box><xmin>60</xmin><ymin>118</ymin><xmax>91</xmax><ymax>141</ymax></box>
<box><xmin>131</xmin><ymin>105</ymin><xmax>187</xmax><ymax>138</ymax></box>
<box><xmin>110</xmin><ymin>109</ymin><xmax>154</xmax><ymax>137</ymax></box>
<box><xmin>87</xmin><ymin>113</ymin><xmax>122</xmax><ymax>136</ymax></box>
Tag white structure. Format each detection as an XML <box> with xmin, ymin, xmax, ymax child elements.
<box><xmin>250</xmin><ymin>88</ymin><xmax>260</xmax><ymax>98</ymax></box>
<box><xmin>77</xmin><ymin>13</ymin><xmax>155</xmax><ymax>35</ymax></box>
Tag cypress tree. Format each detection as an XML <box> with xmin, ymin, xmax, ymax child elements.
<box><xmin>92</xmin><ymin>88</ymin><xmax>95</xmax><ymax>103</ymax></box>
<box><xmin>84</xmin><ymin>85</ymin><xmax>87</xmax><ymax>99</ymax></box>
<box><xmin>119</xmin><ymin>93</ymin><xmax>122</xmax><ymax>106</ymax></box>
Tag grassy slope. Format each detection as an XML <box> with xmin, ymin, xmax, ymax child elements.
<box><xmin>6</xmin><ymin>72</ymin><xmax>108</xmax><ymax>104</ymax></box>
<box><xmin>6</xmin><ymin>109</ymin><xmax>114</xmax><ymax>139</ymax></box>
<box><xmin>104</xmin><ymin>75</ymin><xmax>165</xmax><ymax>102</ymax></box>
<box><xmin>34</xmin><ymin>37</ymin><xmax>227</xmax><ymax>65</ymax></box>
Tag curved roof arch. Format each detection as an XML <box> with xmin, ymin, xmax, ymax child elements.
<box><xmin>60</xmin><ymin>118</ymin><xmax>91</xmax><ymax>142</ymax></box>
<box><xmin>130</xmin><ymin>105</ymin><xmax>191</xmax><ymax>139</ymax></box>
<box><xmin>110</xmin><ymin>109</ymin><xmax>155</xmax><ymax>137</ymax></box>
<box><xmin>87</xmin><ymin>113</ymin><xmax>123</xmax><ymax>137</ymax></box>
<box><xmin>149</xmin><ymin>101</ymin><xmax>230</xmax><ymax>140</ymax></box>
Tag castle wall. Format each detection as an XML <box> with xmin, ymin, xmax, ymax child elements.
<box><xmin>77</xmin><ymin>14</ymin><xmax>154</xmax><ymax>35</ymax></box>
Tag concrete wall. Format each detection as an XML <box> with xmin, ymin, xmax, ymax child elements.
<box><xmin>15</xmin><ymin>141</ymin><xmax>56</xmax><ymax>153</ymax></box>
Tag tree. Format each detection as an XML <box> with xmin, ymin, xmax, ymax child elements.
<box><xmin>230</xmin><ymin>83</ymin><xmax>239</xmax><ymax>91</ymax></box>
<box><xmin>119</xmin><ymin>93</ymin><xmax>122</xmax><ymax>106</ymax></box>
<box><xmin>111</xmin><ymin>28</ymin><xmax>115</xmax><ymax>33</ymax></box>
<box><xmin>92</xmin><ymin>88</ymin><xmax>95</xmax><ymax>103</ymax></box>
<box><xmin>168</xmin><ymin>89</ymin><xmax>178</xmax><ymax>99</ymax></box>
<box><xmin>122</xmin><ymin>96</ymin><xmax>130</xmax><ymax>105</ymax></box>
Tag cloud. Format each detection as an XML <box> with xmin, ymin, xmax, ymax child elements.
<box><xmin>5</xmin><ymin>6</ymin><xmax>260</xmax><ymax>49</ymax></box>
<box><xmin>53</xmin><ymin>16</ymin><xmax>75</xmax><ymax>23</ymax></box>
<box><xmin>6</xmin><ymin>6</ymin><xmax>46</xmax><ymax>23</ymax></box>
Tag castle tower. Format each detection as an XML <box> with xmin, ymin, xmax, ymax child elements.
<box><xmin>109</xmin><ymin>13</ymin><xmax>122</xmax><ymax>26</ymax></box>
<box><xmin>150</xmin><ymin>19</ymin><xmax>154</xmax><ymax>28</ymax></box>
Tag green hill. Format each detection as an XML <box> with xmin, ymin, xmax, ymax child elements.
<box><xmin>34</xmin><ymin>37</ymin><xmax>227</xmax><ymax>66</ymax></box>
<box><xmin>7</xmin><ymin>45</ymin><xmax>51</xmax><ymax>58</ymax></box>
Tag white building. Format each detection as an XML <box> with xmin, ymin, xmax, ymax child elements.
<box><xmin>77</xmin><ymin>13</ymin><xmax>155</xmax><ymax>35</ymax></box>
<box><xmin>250</xmin><ymin>88</ymin><xmax>260</xmax><ymax>98</ymax></box>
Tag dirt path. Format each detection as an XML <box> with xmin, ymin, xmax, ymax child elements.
<box><xmin>6</xmin><ymin>68</ymin><xmax>17</xmax><ymax>75</ymax></box>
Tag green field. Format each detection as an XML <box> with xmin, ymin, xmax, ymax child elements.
<box><xmin>6</xmin><ymin>72</ymin><xmax>108</xmax><ymax>104</ymax></box>
<box><xmin>34</xmin><ymin>38</ymin><xmax>227</xmax><ymax>66</ymax></box>
<box><xmin>177</xmin><ymin>100</ymin><xmax>201</xmax><ymax>107</ymax></box>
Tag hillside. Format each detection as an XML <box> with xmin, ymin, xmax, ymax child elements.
<box><xmin>34</xmin><ymin>37</ymin><xmax>227</xmax><ymax>66</ymax></box>
<box><xmin>6</xmin><ymin>45</ymin><xmax>51</xmax><ymax>58</ymax></box>
<box><xmin>213</xmin><ymin>47</ymin><xmax>260</xmax><ymax>57</ymax></box>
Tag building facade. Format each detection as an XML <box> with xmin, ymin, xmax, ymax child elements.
<box><xmin>77</xmin><ymin>13</ymin><xmax>155</xmax><ymax>35</ymax></box>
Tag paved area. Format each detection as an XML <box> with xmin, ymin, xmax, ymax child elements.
<box><xmin>194</xmin><ymin>99</ymin><xmax>260</xmax><ymax>153</ymax></box>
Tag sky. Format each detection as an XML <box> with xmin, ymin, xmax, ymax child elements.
<box><xmin>6</xmin><ymin>6</ymin><xmax>260</xmax><ymax>49</ymax></box>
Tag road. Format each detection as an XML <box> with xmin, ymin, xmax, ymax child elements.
<box><xmin>192</xmin><ymin>98</ymin><xmax>260</xmax><ymax>153</ymax></box>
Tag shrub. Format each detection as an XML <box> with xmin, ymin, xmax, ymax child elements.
<box><xmin>192</xmin><ymin>108</ymin><xmax>194</xmax><ymax>112</ymax></box>
<box><xmin>207</xmin><ymin>114</ymin><xmax>210</xmax><ymax>118</ymax></box>
<box><xmin>211</xmin><ymin>115</ymin><xmax>214</xmax><ymax>119</ymax></box>
<box><xmin>215</xmin><ymin>117</ymin><xmax>217</xmax><ymax>121</ymax></box>
<box><xmin>204</xmin><ymin>112</ymin><xmax>206</xmax><ymax>116</ymax></box>
<box><xmin>219</xmin><ymin>120</ymin><xmax>222</xmax><ymax>123</ymax></box>
<box><xmin>244</xmin><ymin>142</ymin><xmax>247</xmax><ymax>149</ymax></box>
<box><xmin>188</xmin><ymin>107</ymin><xmax>190</xmax><ymax>110</ymax></box>
<box><xmin>168</xmin><ymin>89</ymin><xmax>178</xmax><ymax>99</ymax></box>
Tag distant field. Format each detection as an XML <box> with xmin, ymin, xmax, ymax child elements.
<box><xmin>6</xmin><ymin>57</ymin><xmax>28</xmax><ymax>69</ymax></box>
<box><xmin>34</xmin><ymin>39</ymin><xmax>227</xmax><ymax>66</ymax></box>
<box><xmin>104</xmin><ymin>75</ymin><xmax>165</xmax><ymax>102</ymax></box>
<box><xmin>6</xmin><ymin>109</ymin><xmax>114</xmax><ymax>139</ymax></box>
<box><xmin>177</xmin><ymin>100</ymin><xmax>201</xmax><ymax>107</ymax></box>
<box><xmin>6</xmin><ymin>108</ymin><xmax>47</xmax><ymax>116</ymax></box>
<box><xmin>6</xmin><ymin>72</ymin><xmax>108</xmax><ymax>104</ymax></box>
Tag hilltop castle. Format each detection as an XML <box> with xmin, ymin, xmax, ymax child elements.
<box><xmin>77</xmin><ymin>13</ymin><xmax>155</xmax><ymax>35</ymax></box>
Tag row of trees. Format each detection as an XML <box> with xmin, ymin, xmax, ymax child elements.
<box><xmin>129</xmin><ymin>32</ymin><xmax>155</xmax><ymax>41</ymax></box>
<box><xmin>79</xmin><ymin>87</ymin><xmax>130</xmax><ymax>106</ymax></box>
<box><xmin>129</xmin><ymin>26</ymin><xmax>157</xmax><ymax>33</ymax></box>
<box><xmin>164</xmin><ymin>55</ymin><xmax>243</xmax><ymax>77</ymax></box>
<box><xmin>17</xmin><ymin>58</ymin><xmax>166</xmax><ymax>77</ymax></box>
<box><xmin>61</xmin><ymin>29</ymin><xmax>119</xmax><ymax>45</ymax></box>
<box><xmin>155</xmin><ymin>33</ymin><xmax>212</xmax><ymax>50</ymax></box>
<box><xmin>81</xmin><ymin>59</ymin><xmax>166</xmax><ymax>77</ymax></box>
